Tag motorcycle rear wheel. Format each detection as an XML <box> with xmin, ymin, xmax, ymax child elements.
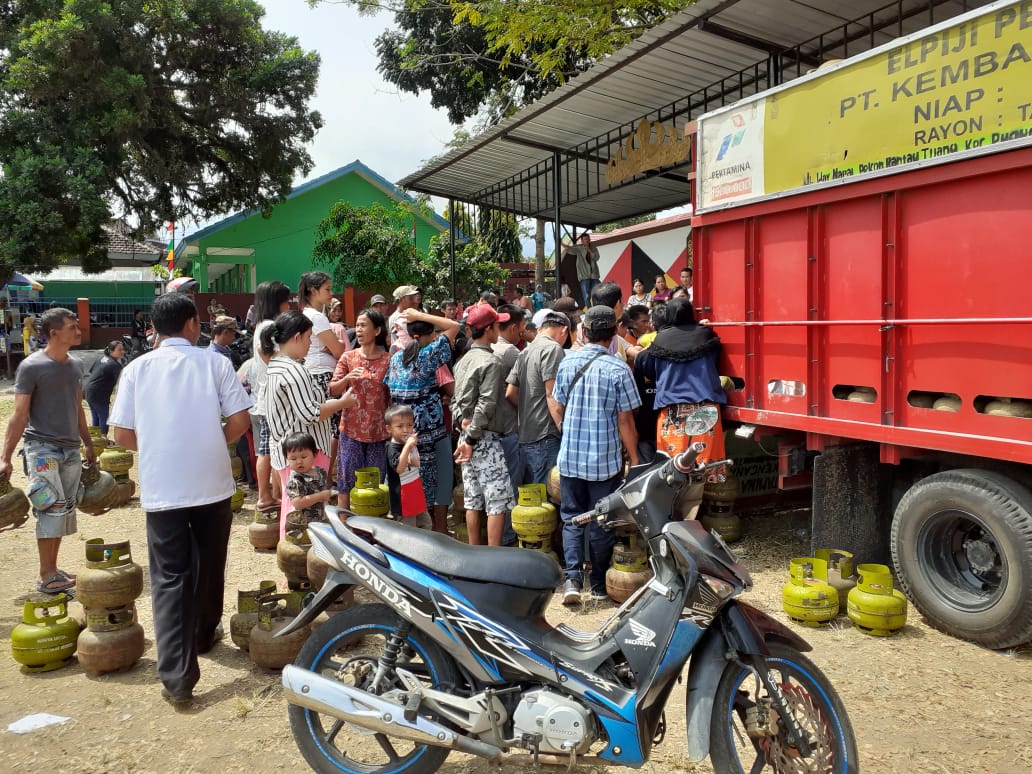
<box><xmin>288</xmin><ymin>603</ymin><xmax>460</xmax><ymax>774</ymax></box>
<box><xmin>709</xmin><ymin>641</ymin><xmax>858</xmax><ymax>773</ymax></box>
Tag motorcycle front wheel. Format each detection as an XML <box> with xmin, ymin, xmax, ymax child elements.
<box><xmin>288</xmin><ymin>603</ymin><xmax>460</xmax><ymax>774</ymax></box>
<box><xmin>709</xmin><ymin>641</ymin><xmax>859</xmax><ymax>773</ymax></box>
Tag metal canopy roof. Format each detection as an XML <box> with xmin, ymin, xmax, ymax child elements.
<box><xmin>400</xmin><ymin>0</ymin><xmax>987</xmax><ymax>227</ymax></box>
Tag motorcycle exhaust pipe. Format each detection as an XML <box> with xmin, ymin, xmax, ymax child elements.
<box><xmin>282</xmin><ymin>666</ymin><xmax>503</xmax><ymax>761</ymax></box>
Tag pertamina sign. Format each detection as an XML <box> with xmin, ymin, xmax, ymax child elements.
<box><xmin>697</xmin><ymin>0</ymin><xmax>1032</xmax><ymax>211</ymax></box>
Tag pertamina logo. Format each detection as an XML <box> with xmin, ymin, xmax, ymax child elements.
<box><xmin>715</xmin><ymin>114</ymin><xmax>748</xmax><ymax>161</ymax></box>
<box><xmin>623</xmin><ymin>619</ymin><xmax>657</xmax><ymax>648</ymax></box>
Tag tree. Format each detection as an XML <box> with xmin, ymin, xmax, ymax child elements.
<box><xmin>418</xmin><ymin>233</ymin><xmax>509</xmax><ymax>304</ymax></box>
<box><xmin>0</xmin><ymin>1</ymin><xmax>322</xmax><ymax>285</ymax></box>
<box><xmin>313</xmin><ymin>201</ymin><xmax>423</xmax><ymax>289</ymax></box>
<box><xmin>313</xmin><ymin>1</ymin><xmax>682</xmax><ymax>125</ymax></box>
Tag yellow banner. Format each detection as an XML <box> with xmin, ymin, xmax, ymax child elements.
<box><xmin>698</xmin><ymin>2</ymin><xmax>1032</xmax><ymax>209</ymax></box>
<box><xmin>766</xmin><ymin>2</ymin><xmax>1032</xmax><ymax>193</ymax></box>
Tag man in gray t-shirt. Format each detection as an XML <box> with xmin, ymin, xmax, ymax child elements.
<box><xmin>505</xmin><ymin>311</ymin><xmax>570</xmax><ymax>485</ymax></box>
<box><xmin>0</xmin><ymin>308</ymin><xmax>95</xmax><ymax>595</ymax></box>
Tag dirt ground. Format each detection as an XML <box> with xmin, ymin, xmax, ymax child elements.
<box><xmin>0</xmin><ymin>393</ymin><xmax>1030</xmax><ymax>774</ymax></box>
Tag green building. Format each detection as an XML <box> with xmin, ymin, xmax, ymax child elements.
<box><xmin>178</xmin><ymin>160</ymin><xmax>449</xmax><ymax>293</ymax></box>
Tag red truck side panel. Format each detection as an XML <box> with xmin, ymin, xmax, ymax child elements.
<box><xmin>697</xmin><ymin>146</ymin><xmax>1032</xmax><ymax>465</ymax></box>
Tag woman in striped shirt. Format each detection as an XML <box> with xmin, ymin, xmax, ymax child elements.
<box><xmin>260</xmin><ymin>311</ymin><xmax>355</xmax><ymax>535</ymax></box>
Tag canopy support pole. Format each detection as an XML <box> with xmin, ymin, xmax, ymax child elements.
<box><xmin>448</xmin><ymin>199</ymin><xmax>457</xmax><ymax>301</ymax></box>
<box><xmin>552</xmin><ymin>151</ymin><xmax>562</xmax><ymax>300</ymax></box>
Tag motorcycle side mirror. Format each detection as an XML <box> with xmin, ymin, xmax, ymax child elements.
<box><xmin>682</xmin><ymin>405</ymin><xmax>719</xmax><ymax>436</ymax></box>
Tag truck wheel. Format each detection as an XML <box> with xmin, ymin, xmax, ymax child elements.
<box><xmin>891</xmin><ymin>469</ymin><xmax>1032</xmax><ymax>649</ymax></box>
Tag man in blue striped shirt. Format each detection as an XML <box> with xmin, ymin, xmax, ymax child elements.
<box><xmin>553</xmin><ymin>306</ymin><xmax>640</xmax><ymax>605</ymax></box>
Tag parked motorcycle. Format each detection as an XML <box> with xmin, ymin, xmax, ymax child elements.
<box><xmin>277</xmin><ymin>406</ymin><xmax>858</xmax><ymax>773</ymax></box>
<box><xmin>118</xmin><ymin>328</ymin><xmax>155</xmax><ymax>364</ymax></box>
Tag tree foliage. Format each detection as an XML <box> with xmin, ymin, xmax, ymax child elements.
<box><xmin>313</xmin><ymin>0</ymin><xmax>682</xmax><ymax>125</ymax></box>
<box><xmin>0</xmin><ymin>0</ymin><xmax>322</xmax><ymax>284</ymax></box>
<box><xmin>313</xmin><ymin>201</ymin><xmax>423</xmax><ymax>289</ymax></box>
<box><xmin>418</xmin><ymin>233</ymin><xmax>509</xmax><ymax>304</ymax></box>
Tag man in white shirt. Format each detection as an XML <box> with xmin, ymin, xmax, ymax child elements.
<box><xmin>388</xmin><ymin>285</ymin><xmax>421</xmax><ymax>352</ymax></box>
<box><xmin>110</xmin><ymin>292</ymin><xmax>252</xmax><ymax>706</ymax></box>
<box><xmin>680</xmin><ymin>266</ymin><xmax>694</xmax><ymax>304</ymax></box>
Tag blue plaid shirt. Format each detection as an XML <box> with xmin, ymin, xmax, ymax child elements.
<box><xmin>553</xmin><ymin>344</ymin><xmax>641</xmax><ymax>481</ymax></box>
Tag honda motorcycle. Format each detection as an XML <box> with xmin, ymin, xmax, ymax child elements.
<box><xmin>277</xmin><ymin>406</ymin><xmax>858</xmax><ymax>773</ymax></box>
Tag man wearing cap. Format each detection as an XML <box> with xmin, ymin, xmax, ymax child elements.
<box><xmin>369</xmin><ymin>294</ymin><xmax>390</xmax><ymax>319</ymax></box>
<box><xmin>553</xmin><ymin>305</ymin><xmax>640</xmax><ymax>605</ymax></box>
<box><xmin>210</xmin><ymin>315</ymin><xmax>241</xmax><ymax>368</ymax></box>
<box><xmin>452</xmin><ymin>304</ymin><xmax>517</xmax><ymax>546</ymax></box>
<box><xmin>506</xmin><ymin>310</ymin><xmax>570</xmax><ymax>485</ymax></box>
<box><xmin>389</xmin><ymin>286</ymin><xmax>421</xmax><ymax>353</ymax></box>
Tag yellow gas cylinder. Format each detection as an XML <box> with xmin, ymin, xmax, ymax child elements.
<box><xmin>249</xmin><ymin>597</ymin><xmax>309</xmax><ymax>670</ymax></box>
<box><xmin>77</xmin><ymin>539</ymin><xmax>144</xmax><ymax>610</ymax></box>
<box><xmin>847</xmin><ymin>387</ymin><xmax>877</xmax><ymax>403</ymax></box>
<box><xmin>230</xmin><ymin>485</ymin><xmax>245</xmax><ymax>512</ymax></box>
<box><xmin>78</xmin><ymin>463</ymin><xmax>118</xmax><ymax>515</ymax></box>
<box><xmin>109</xmin><ymin>472</ymin><xmax>134</xmax><ymax>507</ymax></box>
<box><xmin>782</xmin><ymin>557</ymin><xmax>839</xmax><ymax>626</ymax></box>
<box><xmin>985</xmin><ymin>397</ymin><xmax>1032</xmax><ymax>418</ymax></box>
<box><xmin>933</xmin><ymin>393</ymin><xmax>961</xmax><ymax>412</ymax></box>
<box><xmin>349</xmin><ymin>467</ymin><xmax>388</xmax><ymax>517</ymax></box>
<box><xmin>248</xmin><ymin>505</ymin><xmax>280</xmax><ymax>550</ymax></box>
<box><xmin>87</xmin><ymin>426</ymin><xmax>110</xmax><ymax>455</ymax></box>
<box><xmin>699</xmin><ymin>511</ymin><xmax>742</xmax><ymax>543</ymax></box>
<box><xmin>546</xmin><ymin>467</ymin><xmax>562</xmax><ymax>505</ymax></box>
<box><xmin>606</xmin><ymin>536</ymin><xmax>653</xmax><ymax>603</ymax></box>
<box><xmin>230</xmin><ymin>580</ymin><xmax>278</xmax><ymax>651</ymax></box>
<box><xmin>11</xmin><ymin>593</ymin><xmax>81</xmax><ymax>673</ymax></box>
<box><xmin>76</xmin><ymin>606</ymin><xmax>144</xmax><ymax>675</ymax></box>
<box><xmin>277</xmin><ymin>527</ymin><xmax>311</xmax><ymax>590</ymax></box>
<box><xmin>814</xmin><ymin>548</ymin><xmax>856</xmax><ymax>610</ymax></box>
<box><xmin>512</xmin><ymin>484</ymin><xmax>557</xmax><ymax>545</ymax></box>
<box><xmin>451</xmin><ymin>483</ymin><xmax>464</xmax><ymax>511</ymax></box>
<box><xmin>0</xmin><ymin>471</ymin><xmax>30</xmax><ymax>532</ymax></box>
<box><xmin>847</xmin><ymin>563</ymin><xmax>907</xmax><ymax>636</ymax></box>
<box><xmin>98</xmin><ymin>445</ymin><xmax>134</xmax><ymax>474</ymax></box>
<box><xmin>703</xmin><ymin>473</ymin><xmax>739</xmax><ymax>514</ymax></box>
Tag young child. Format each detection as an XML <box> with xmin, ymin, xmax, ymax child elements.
<box><xmin>384</xmin><ymin>404</ymin><xmax>432</xmax><ymax>529</ymax></box>
<box><xmin>283</xmin><ymin>432</ymin><xmax>332</xmax><ymax>526</ymax></box>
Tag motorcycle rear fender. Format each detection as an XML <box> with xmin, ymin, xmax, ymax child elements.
<box><xmin>683</xmin><ymin>601</ymin><xmax>811</xmax><ymax>762</ymax></box>
<box><xmin>274</xmin><ymin>569</ymin><xmax>354</xmax><ymax>638</ymax></box>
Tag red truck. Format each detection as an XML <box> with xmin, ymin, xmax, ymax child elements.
<box><xmin>692</xmin><ymin>1</ymin><xmax>1032</xmax><ymax>648</ymax></box>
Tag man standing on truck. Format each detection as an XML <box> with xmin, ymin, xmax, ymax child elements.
<box><xmin>553</xmin><ymin>306</ymin><xmax>640</xmax><ymax>605</ymax></box>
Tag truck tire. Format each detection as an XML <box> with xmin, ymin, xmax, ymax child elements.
<box><xmin>891</xmin><ymin>469</ymin><xmax>1032</xmax><ymax>649</ymax></box>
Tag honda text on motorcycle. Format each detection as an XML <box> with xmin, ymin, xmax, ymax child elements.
<box><xmin>276</xmin><ymin>406</ymin><xmax>858</xmax><ymax>773</ymax></box>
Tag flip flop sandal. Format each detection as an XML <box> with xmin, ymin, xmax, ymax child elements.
<box><xmin>37</xmin><ymin>573</ymin><xmax>75</xmax><ymax>594</ymax></box>
<box><xmin>56</xmin><ymin>569</ymin><xmax>76</xmax><ymax>581</ymax></box>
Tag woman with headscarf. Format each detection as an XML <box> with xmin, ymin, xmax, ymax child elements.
<box><xmin>251</xmin><ymin>280</ymin><xmax>292</xmax><ymax>511</ymax></box>
<box><xmin>260</xmin><ymin>311</ymin><xmax>356</xmax><ymax>535</ymax></box>
<box><xmin>630</xmin><ymin>297</ymin><xmax>727</xmax><ymax>520</ymax></box>
<box><xmin>383</xmin><ymin>308</ymin><xmax>461</xmax><ymax>532</ymax></box>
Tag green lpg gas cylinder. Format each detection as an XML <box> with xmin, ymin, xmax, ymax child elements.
<box><xmin>248</xmin><ymin>506</ymin><xmax>280</xmax><ymax>550</ymax></box>
<box><xmin>606</xmin><ymin>536</ymin><xmax>653</xmax><ymax>603</ymax></box>
<box><xmin>98</xmin><ymin>445</ymin><xmax>133</xmax><ymax>474</ymax></box>
<box><xmin>277</xmin><ymin>527</ymin><xmax>311</xmax><ymax>590</ymax></box>
<box><xmin>0</xmin><ymin>472</ymin><xmax>30</xmax><ymax>532</ymax></box>
<box><xmin>11</xmin><ymin>593</ymin><xmax>80</xmax><ymax>673</ymax></box>
<box><xmin>782</xmin><ymin>557</ymin><xmax>839</xmax><ymax>626</ymax></box>
<box><xmin>814</xmin><ymin>549</ymin><xmax>856</xmax><ymax>610</ymax></box>
<box><xmin>349</xmin><ymin>467</ymin><xmax>388</xmax><ymax>516</ymax></box>
<box><xmin>230</xmin><ymin>580</ymin><xmax>278</xmax><ymax>651</ymax></box>
<box><xmin>78</xmin><ymin>539</ymin><xmax>144</xmax><ymax>610</ymax></box>
<box><xmin>230</xmin><ymin>485</ymin><xmax>245</xmax><ymax>512</ymax></box>
<box><xmin>512</xmin><ymin>484</ymin><xmax>557</xmax><ymax>544</ymax></box>
<box><xmin>77</xmin><ymin>606</ymin><xmax>144</xmax><ymax>674</ymax></box>
<box><xmin>847</xmin><ymin>564</ymin><xmax>907</xmax><ymax>636</ymax></box>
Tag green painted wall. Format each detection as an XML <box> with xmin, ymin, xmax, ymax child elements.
<box><xmin>187</xmin><ymin>169</ymin><xmax>446</xmax><ymax>293</ymax></box>
<box><xmin>43</xmin><ymin>281</ymin><xmax>156</xmax><ymax>302</ymax></box>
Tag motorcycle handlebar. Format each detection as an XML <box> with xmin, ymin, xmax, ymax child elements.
<box><xmin>673</xmin><ymin>443</ymin><xmax>708</xmax><ymax>473</ymax></box>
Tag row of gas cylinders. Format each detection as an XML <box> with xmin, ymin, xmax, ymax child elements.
<box><xmin>11</xmin><ymin>539</ymin><xmax>145</xmax><ymax>674</ymax></box>
<box><xmin>782</xmin><ymin>550</ymin><xmax>908</xmax><ymax>636</ymax></box>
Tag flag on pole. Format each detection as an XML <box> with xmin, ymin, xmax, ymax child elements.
<box><xmin>166</xmin><ymin>222</ymin><xmax>175</xmax><ymax>270</ymax></box>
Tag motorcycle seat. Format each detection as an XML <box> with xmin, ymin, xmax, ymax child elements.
<box><xmin>346</xmin><ymin>517</ymin><xmax>562</xmax><ymax>591</ymax></box>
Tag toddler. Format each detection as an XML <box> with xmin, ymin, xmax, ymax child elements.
<box><xmin>384</xmin><ymin>404</ymin><xmax>431</xmax><ymax>529</ymax></box>
<box><xmin>283</xmin><ymin>432</ymin><xmax>331</xmax><ymax>526</ymax></box>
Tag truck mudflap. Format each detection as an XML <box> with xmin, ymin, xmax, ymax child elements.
<box><xmin>684</xmin><ymin>601</ymin><xmax>811</xmax><ymax>762</ymax></box>
<box><xmin>274</xmin><ymin>569</ymin><xmax>355</xmax><ymax>638</ymax></box>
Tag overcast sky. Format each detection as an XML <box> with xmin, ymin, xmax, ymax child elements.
<box><xmin>257</xmin><ymin>1</ymin><xmax>459</xmax><ymax>185</ymax></box>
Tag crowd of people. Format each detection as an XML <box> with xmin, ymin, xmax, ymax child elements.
<box><xmin>0</xmin><ymin>262</ymin><xmax>727</xmax><ymax>705</ymax></box>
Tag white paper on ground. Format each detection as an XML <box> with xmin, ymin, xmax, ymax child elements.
<box><xmin>7</xmin><ymin>713</ymin><xmax>71</xmax><ymax>734</ymax></box>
